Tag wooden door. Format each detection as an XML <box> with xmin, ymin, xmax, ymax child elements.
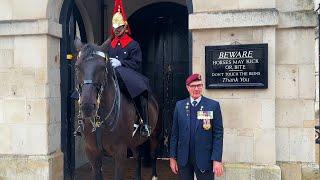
<box><xmin>130</xmin><ymin>2</ymin><xmax>189</xmax><ymax>157</ymax></box>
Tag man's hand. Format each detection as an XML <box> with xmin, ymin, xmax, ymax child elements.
<box><xmin>110</xmin><ymin>58</ymin><xmax>121</xmax><ymax>68</ymax></box>
<box><xmin>169</xmin><ymin>158</ymin><xmax>179</xmax><ymax>174</ymax></box>
<box><xmin>213</xmin><ymin>161</ymin><xmax>223</xmax><ymax>176</ymax></box>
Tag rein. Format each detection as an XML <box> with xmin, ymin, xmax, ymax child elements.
<box><xmin>74</xmin><ymin>50</ymin><xmax>121</xmax><ymax>136</ymax></box>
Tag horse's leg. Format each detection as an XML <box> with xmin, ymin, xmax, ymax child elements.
<box><xmin>114</xmin><ymin>145</ymin><xmax>126</xmax><ymax>180</ymax></box>
<box><xmin>150</xmin><ymin>137</ymin><xmax>159</xmax><ymax>180</ymax></box>
<box><xmin>132</xmin><ymin>147</ymin><xmax>142</xmax><ymax>180</ymax></box>
<box><xmin>151</xmin><ymin>151</ymin><xmax>158</xmax><ymax>180</ymax></box>
<box><xmin>91</xmin><ymin>158</ymin><xmax>103</xmax><ymax>180</ymax></box>
<box><xmin>85</xmin><ymin>146</ymin><xmax>103</xmax><ymax>180</ymax></box>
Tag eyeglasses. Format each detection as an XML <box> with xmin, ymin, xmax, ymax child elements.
<box><xmin>188</xmin><ymin>84</ymin><xmax>203</xmax><ymax>89</ymax></box>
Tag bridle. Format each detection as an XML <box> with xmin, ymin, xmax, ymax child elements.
<box><xmin>74</xmin><ymin>50</ymin><xmax>121</xmax><ymax>136</ymax></box>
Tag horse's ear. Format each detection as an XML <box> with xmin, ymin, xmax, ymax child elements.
<box><xmin>100</xmin><ymin>35</ymin><xmax>113</xmax><ymax>52</ymax></box>
<box><xmin>74</xmin><ymin>37</ymin><xmax>83</xmax><ymax>52</ymax></box>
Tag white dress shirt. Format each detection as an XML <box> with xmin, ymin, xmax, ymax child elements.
<box><xmin>190</xmin><ymin>96</ymin><xmax>202</xmax><ymax>106</ymax></box>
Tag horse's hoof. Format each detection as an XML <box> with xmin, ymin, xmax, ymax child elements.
<box><xmin>151</xmin><ymin>176</ymin><xmax>158</xmax><ymax>180</ymax></box>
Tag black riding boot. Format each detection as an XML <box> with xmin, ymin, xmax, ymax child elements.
<box><xmin>133</xmin><ymin>94</ymin><xmax>151</xmax><ymax>137</ymax></box>
<box><xmin>139</xmin><ymin>95</ymin><xmax>151</xmax><ymax>137</ymax></box>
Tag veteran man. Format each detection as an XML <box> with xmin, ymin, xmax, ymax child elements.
<box><xmin>169</xmin><ymin>73</ymin><xmax>224</xmax><ymax>180</ymax></box>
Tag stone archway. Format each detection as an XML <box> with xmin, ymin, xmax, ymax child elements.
<box><xmin>47</xmin><ymin>0</ymin><xmax>64</xmax><ymax>21</ymax></box>
<box><xmin>74</xmin><ymin>0</ymin><xmax>94</xmax><ymax>42</ymax></box>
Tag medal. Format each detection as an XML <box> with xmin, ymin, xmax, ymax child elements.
<box><xmin>185</xmin><ymin>102</ymin><xmax>190</xmax><ymax>116</ymax></box>
<box><xmin>203</xmin><ymin>119</ymin><xmax>211</xmax><ymax>130</ymax></box>
<box><xmin>197</xmin><ymin>111</ymin><xmax>213</xmax><ymax>119</ymax></box>
<box><xmin>197</xmin><ymin>110</ymin><xmax>213</xmax><ymax>131</ymax></box>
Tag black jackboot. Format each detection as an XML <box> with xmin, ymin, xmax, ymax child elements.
<box><xmin>139</xmin><ymin>95</ymin><xmax>151</xmax><ymax>137</ymax></box>
<box><xmin>133</xmin><ymin>94</ymin><xmax>151</xmax><ymax>137</ymax></box>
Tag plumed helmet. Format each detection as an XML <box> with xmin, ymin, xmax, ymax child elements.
<box><xmin>112</xmin><ymin>11</ymin><xmax>126</xmax><ymax>29</ymax></box>
<box><xmin>111</xmin><ymin>0</ymin><xmax>131</xmax><ymax>34</ymax></box>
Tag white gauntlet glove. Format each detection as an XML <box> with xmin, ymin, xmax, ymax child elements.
<box><xmin>110</xmin><ymin>58</ymin><xmax>121</xmax><ymax>68</ymax></box>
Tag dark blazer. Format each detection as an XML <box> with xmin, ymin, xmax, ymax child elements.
<box><xmin>170</xmin><ymin>96</ymin><xmax>224</xmax><ymax>171</ymax></box>
<box><xmin>107</xmin><ymin>38</ymin><xmax>150</xmax><ymax>98</ymax></box>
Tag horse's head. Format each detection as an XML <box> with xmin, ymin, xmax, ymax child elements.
<box><xmin>74</xmin><ymin>38</ymin><xmax>112</xmax><ymax>118</ymax></box>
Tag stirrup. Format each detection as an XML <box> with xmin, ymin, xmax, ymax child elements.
<box><xmin>140</xmin><ymin>124</ymin><xmax>151</xmax><ymax>137</ymax></box>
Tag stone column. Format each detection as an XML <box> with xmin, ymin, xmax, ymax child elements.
<box><xmin>190</xmin><ymin>0</ymin><xmax>318</xmax><ymax>179</ymax></box>
<box><xmin>0</xmin><ymin>0</ymin><xmax>63</xmax><ymax>179</ymax></box>
<box><xmin>316</xmin><ymin>3</ymin><xmax>320</xmax><ymax>169</ymax></box>
<box><xmin>276</xmin><ymin>0</ymin><xmax>319</xmax><ymax>179</ymax></box>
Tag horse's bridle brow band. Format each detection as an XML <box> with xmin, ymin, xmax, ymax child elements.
<box><xmin>81</xmin><ymin>51</ymin><xmax>107</xmax><ymax>86</ymax></box>
<box><xmin>93</xmin><ymin>51</ymin><xmax>107</xmax><ymax>59</ymax></box>
<box><xmin>83</xmin><ymin>80</ymin><xmax>93</xmax><ymax>84</ymax></box>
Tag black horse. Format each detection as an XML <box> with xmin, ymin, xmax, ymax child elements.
<box><xmin>73</xmin><ymin>38</ymin><xmax>161</xmax><ymax>180</ymax></box>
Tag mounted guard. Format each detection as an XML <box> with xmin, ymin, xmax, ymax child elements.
<box><xmin>107</xmin><ymin>0</ymin><xmax>151</xmax><ymax>137</ymax></box>
<box><xmin>70</xmin><ymin>1</ymin><xmax>162</xmax><ymax>179</ymax></box>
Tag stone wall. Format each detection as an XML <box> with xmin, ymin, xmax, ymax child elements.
<box><xmin>275</xmin><ymin>0</ymin><xmax>319</xmax><ymax>179</ymax></box>
<box><xmin>0</xmin><ymin>0</ymin><xmax>64</xmax><ymax>179</ymax></box>
<box><xmin>314</xmin><ymin>0</ymin><xmax>320</xmax><ymax>165</ymax></box>
<box><xmin>190</xmin><ymin>4</ymin><xmax>277</xmax><ymax>166</ymax></box>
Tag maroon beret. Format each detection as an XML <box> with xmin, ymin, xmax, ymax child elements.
<box><xmin>186</xmin><ymin>73</ymin><xmax>202</xmax><ymax>85</ymax></box>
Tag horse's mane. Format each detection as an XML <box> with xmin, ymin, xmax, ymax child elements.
<box><xmin>80</xmin><ymin>43</ymin><xmax>100</xmax><ymax>62</ymax></box>
<box><xmin>80</xmin><ymin>43</ymin><xmax>116</xmax><ymax>81</ymax></box>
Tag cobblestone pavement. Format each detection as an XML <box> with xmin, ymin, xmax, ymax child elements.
<box><xmin>74</xmin><ymin>158</ymin><xmax>178</xmax><ymax>180</ymax></box>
